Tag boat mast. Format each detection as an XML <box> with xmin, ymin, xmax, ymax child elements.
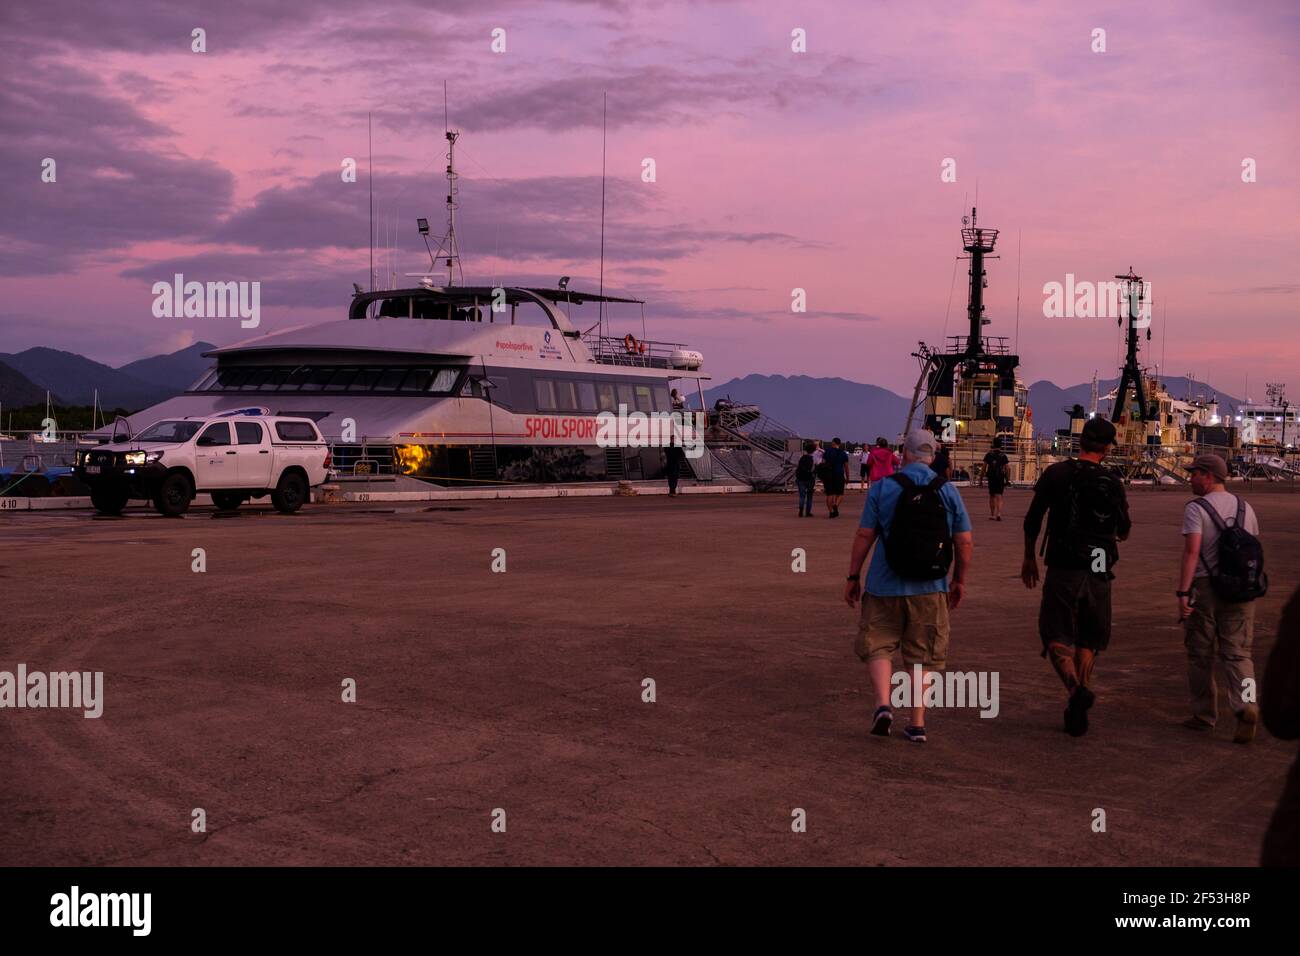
<box><xmin>429</xmin><ymin>81</ymin><xmax>463</xmax><ymax>287</ymax></box>
<box><xmin>1110</xmin><ymin>267</ymin><xmax>1151</xmax><ymax>425</ymax></box>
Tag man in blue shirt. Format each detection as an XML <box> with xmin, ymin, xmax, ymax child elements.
<box><xmin>843</xmin><ymin>429</ymin><xmax>974</xmax><ymax>743</ymax></box>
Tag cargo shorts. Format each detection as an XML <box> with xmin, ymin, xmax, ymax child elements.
<box><xmin>855</xmin><ymin>592</ymin><xmax>950</xmax><ymax>670</ymax></box>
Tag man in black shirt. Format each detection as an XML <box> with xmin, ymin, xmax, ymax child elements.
<box><xmin>1022</xmin><ymin>417</ymin><xmax>1131</xmax><ymax>736</ymax></box>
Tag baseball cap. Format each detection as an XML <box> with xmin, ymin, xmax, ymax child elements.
<box><xmin>1188</xmin><ymin>453</ymin><xmax>1228</xmax><ymax>481</ymax></box>
<box><xmin>904</xmin><ymin>429</ymin><xmax>936</xmax><ymax>460</ymax></box>
<box><xmin>1080</xmin><ymin>416</ymin><xmax>1117</xmax><ymax>445</ymax></box>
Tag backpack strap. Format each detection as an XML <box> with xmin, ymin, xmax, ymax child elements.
<box><xmin>1233</xmin><ymin>496</ymin><xmax>1245</xmax><ymax>529</ymax></box>
<box><xmin>889</xmin><ymin>472</ymin><xmax>915</xmax><ymax>493</ymax></box>
<box><xmin>1190</xmin><ymin>496</ymin><xmax>1227</xmax><ymax>532</ymax></box>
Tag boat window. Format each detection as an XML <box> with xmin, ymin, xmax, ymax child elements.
<box><xmin>376</xmin><ymin>368</ymin><xmax>408</xmax><ymax>390</ymax></box>
<box><xmin>349</xmin><ymin>368</ymin><xmax>383</xmax><ymax>391</ymax></box>
<box><xmin>300</xmin><ymin>367</ymin><xmax>335</xmax><ymax>391</ymax></box>
<box><xmin>191</xmin><ymin>369</ymin><xmax>219</xmax><ymax>391</ymax></box>
<box><xmin>241</xmin><ymin>367</ymin><xmax>272</xmax><ymax>390</ymax></box>
<box><xmin>634</xmin><ymin>385</ymin><xmax>654</xmax><ymax>413</ymax></box>
<box><xmin>596</xmin><ymin>382</ymin><xmax>616</xmax><ymax>412</ymax></box>
<box><xmin>577</xmin><ymin>382</ymin><xmax>598</xmax><ymax>412</ymax></box>
<box><xmin>258</xmin><ymin>368</ymin><xmax>289</xmax><ymax>391</ymax></box>
<box><xmin>282</xmin><ymin>366</ymin><xmax>310</xmax><ymax>390</ymax></box>
<box><xmin>215</xmin><ymin>368</ymin><xmax>251</xmax><ymax>390</ymax></box>
<box><xmin>653</xmin><ymin>384</ymin><xmax>672</xmax><ymax>412</ymax></box>
<box><xmin>323</xmin><ymin>368</ymin><xmax>359</xmax><ymax>390</ymax></box>
<box><xmin>196</xmin><ymin>422</ymin><xmax>233</xmax><ymax>447</ymax></box>
<box><xmin>535</xmin><ymin>379</ymin><xmax>557</xmax><ymax>411</ymax></box>
<box><xmin>555</xmin><ymin>380</ymin><xmax>578</xmax><ymax>411</ymax></box>
<box><xmin>617</xmin><ymin>383</ymin><xmax>635</xmax><ymax>411</ymax></box>
<box><xmin>234</xmin><ymin>421</ymin><xmax>264</xmax><ymax>444</ymax></box>
<box><xmin>399</xmin><ymin>369</ymin><xmax>435</xmax><ymax>392</ymax></box>
<box><xmin>431</xmin><ymin>369</ymin><xmax>459</xmax><ymax>393</ymax></box>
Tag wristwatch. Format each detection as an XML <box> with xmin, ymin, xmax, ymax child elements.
<box><xmin>847</xmin><ymin>574</ymin><xmax>860</xmax><ymax>581</ymax></box>
<box><xmin>1175</xmin><ymin>590</ymin><xmax>1191</xmax><ymax>597</ymax></box>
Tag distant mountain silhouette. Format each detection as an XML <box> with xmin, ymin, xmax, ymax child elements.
<box><xmin>0</xmin><ymin>343</ymin><xmax>215</xmax><ymax>410</ymax></box>
<box><xmin>118</xmin><ymin>342</ymin><xmax>216</xmax><ymax>393</ymax></box>
<box><xmin>0</xmin><ymin>360</ymin><xmax>55</xmax><ymax>408</ymax></box>
<box><xmin>705</xmin><ymin>373</ymin><xmax>1246</xmax><ymax>442</ymax></box>
<box><xmin>705</xmin><ymin>374</ymin><xmax>911</xmax><ymax>443</ymax></box>
<box><xmin>1027</xmin><ymin>376</ymin><xmax>1244</xmax><ymax>433</ymax></box>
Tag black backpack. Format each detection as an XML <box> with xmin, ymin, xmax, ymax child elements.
<box><xmin>1192</xmin><ymin>497</ymin><xmax>1267</xmax><ymax>602</ymax></box>
<box><xmin>986</xmin><ymin>453</ymin><xmax>1007</xmax><ymax>481</ymax></box>
<box><xmin>1055</xmin><ymin>460</ymin><xmax>1125</xmax><ymax>569</ymax></box>
<box><xmin>883</xmin><ymin>473</ymin><xmax>954</xmax><ymax>580</ymax></box>
<box><xmin>795</xmin><ymin>454</ymin><xmax>815</xmax><ymax>481</ymax></box>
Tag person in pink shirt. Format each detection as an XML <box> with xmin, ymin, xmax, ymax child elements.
<box><xmin>866</xmin><ymin>437</ymin><xmax>899</xmax><ymax>487</ymax></box>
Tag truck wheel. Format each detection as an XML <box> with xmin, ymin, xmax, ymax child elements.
<box><xmin>153</xmin><ymin>472</ymin><xmax>192</xmax><ymax>516</ymax></box>
<box><xmin>211</xmin><ymin>491</ymin><xmax>243</xmax><ymax>511</ymax></box>
<box><xmin>90</xmin><ymin>486</ymin><xmax>129</xmax><ymax>516</ymax></box>
<box><xmin>271</xmin><ymin>471</ymin><xmax>307</xmax><ymax>514</ymax></box>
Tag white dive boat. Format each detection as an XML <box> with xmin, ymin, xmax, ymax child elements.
<box><xmin>91</xmin><ymin>285</ymin><xmax>712</xmax><ymax>485</ymax></box>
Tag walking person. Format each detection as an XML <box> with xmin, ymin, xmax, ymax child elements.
<box><xmin>983</xmin><ymin>437</ymin><xmax>1009</xmax><ymax>521</ymax></box>
<box><xmin>866</xmin><ymin>437</ymin><xmax>898</xmax><ymax>489</ymax></box>
<box><xmin>856</xmin><ymin>444</ymin><xmax>870</xmax><ymax>490</ymax></box>
<box><xmin>795</xmin><ymin>440</ymin><xmax>816</xmax><ymax>517</ymax></box>
<box><xmin>664</xmin><ymin>439</ymin><xmax>686</xmax><ymax>497</ymax></box>
<box><xmin>821</xmin><ymin>437</ymin><xmax>850</xmax><ymax>518</ymax></box>
<box><xmin>844</xmin><ymin>429</ymin><xmax>973</xmax><ymax>743</ymax></box>
<box><xmin>1022</xmin><ymin>417</ymin><xmax>1131</xmax><ymax>736</ymax></box>
<box><xmin>932</xmin><ymin>442</ymin><xmax>952</xmax><ymax>481</ymax></box>
<box><xmin>1177</xmin><ymin>453</ymin><xmax>1266</xmax><ymax>742</ymax></box>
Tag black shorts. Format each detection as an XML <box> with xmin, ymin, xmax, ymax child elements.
<box><xmin>1038</xmin><ymin>566</ymin><xmax>1113</xmax><ymax>654</ymax></box>
<box><xmin>988</xmin><ymin>477</ymin><xmax>1006</xmax><ymax>495</ymax></box>
<box><xmin>824</xmin><ymin>477</ymin><xmax>845</xmax><ymax>495</ymax></box>
<box><xmin>860</xmin><ymin>464</ymin><xmax>869</xmax><ymax>478</ymax></box>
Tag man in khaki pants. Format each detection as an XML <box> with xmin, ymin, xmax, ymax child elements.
<box><xmin>1177</xmin><ymin>453</ymin><xmax>1261</xmax><ymax>743</ymax></box>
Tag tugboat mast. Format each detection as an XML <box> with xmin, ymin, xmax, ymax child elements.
<box><xmin>1110</xmin><ymin>267</ymin><xmax>1151</xmax><ymax>429</ymax></box>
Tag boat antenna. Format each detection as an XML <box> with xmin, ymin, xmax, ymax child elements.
<box><xmin>428</xmin><ymin>81</ymin><xmax>463</xmax><ymax>286</ymax></box>
<box><xmin>1014</xmin><ymin>227</ymin><xmax>1022</xmax><ymax>354</ymax></box>
<box><xmin>368</xmin><ymin>112</ymin><xmax>374</xmax><ymax>294</ymax></box>
<box><xmin>598</xmin><ymin>91</ymin><xmax>608</xmax><ymax>340</ymax></box>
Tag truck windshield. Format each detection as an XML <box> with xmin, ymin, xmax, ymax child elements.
<box><xmin>136</xmin><ymin>420</ymin><xmax>203</xmax><ymax>443</ymax></box>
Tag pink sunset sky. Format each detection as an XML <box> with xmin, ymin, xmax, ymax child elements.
<box><xmin>1</xmin><ymin>0</ymin><xmax>1296</xmax><ymax>398</ymax></box>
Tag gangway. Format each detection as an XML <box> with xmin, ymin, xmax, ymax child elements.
<box><xmin>705</xmin><ymin>403</ymin><xmax>802</xmax><ymax>490</ymax></box>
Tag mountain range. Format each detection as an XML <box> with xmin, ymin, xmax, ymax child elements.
<box><xmin>706</xmin><ymin>373</ymin><xmax>1245</xmax><ymax>441</ymax></box>
<box><xmin>0</xmin><ymin>343</ymin><xmax>214</xmax><ymax>410</ymax></box>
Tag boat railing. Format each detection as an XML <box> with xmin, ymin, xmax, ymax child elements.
<box><xmin>582</xmin><ymin>332</ymin><xmax>693</xmax><ymax>369</ymax></box>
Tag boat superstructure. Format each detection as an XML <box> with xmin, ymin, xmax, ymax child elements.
<box><xmin>907</xmin><ymin>208</ymin><xmax>1037</xmax><ymax>482</ymax></box>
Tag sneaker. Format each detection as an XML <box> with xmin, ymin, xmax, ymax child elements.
<box><xmin>1066</xmin><ymin>686</ymin><xmax>1094</xmax><ymax>736</ymax></box>
<box><xmin>870</xmin><ymin>705</ymin><xmax>893</xmax><ymax>736</ymax></box>
<box><xmin>1182</xmin><ymin>716</ymin><xmax>1214</xmax><ymax>732</ymax></box>
<box><xmin>798</xmin><ymin>509</ymin><xmax>805</xmax><ymax>517</ymax></box>
<box><xmin>903</xmin><ymin>725</ymin><xmax>927</xmax><ymax>743</ymax></box>
<box><xmin>1234</xmin><ymin>705</ymin><xmax>1259</xmax><ymax>744</ymax></box>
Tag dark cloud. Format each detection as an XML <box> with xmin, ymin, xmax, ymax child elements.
<box><xmin>206</xmin><ymin>169</ymin><xmax>810</xmax><ymax>266</ymax></box>
<box><xmin>0</xmin><ymin>57</ymin><xmax>233</xmax><ymax>276</ymax></box>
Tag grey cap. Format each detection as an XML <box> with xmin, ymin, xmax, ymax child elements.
<box><xmin>904</xmin><ymin>429</ymin><xmax>937</xmax><ymax>461</ymax></box>
<box><xmin>1188</xmin><ymin>453</ymin><xmax>1228</xmax><ymax>481</ymax></box>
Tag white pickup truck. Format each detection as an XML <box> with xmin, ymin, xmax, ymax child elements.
<box><xmin>75</xmin><ymin>413</ymin><xmax>331</xmax><ymax>516</ymax></box>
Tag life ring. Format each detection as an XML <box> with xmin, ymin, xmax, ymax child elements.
<box><xmin>624</xmin><ymin>333</ymin><xmax>637</xmax><ymax>354</ymax></box>
<box><xmin>637</xmin><ymin>341</ymin><xmax>647</xmax><ymax>355</ymax></box>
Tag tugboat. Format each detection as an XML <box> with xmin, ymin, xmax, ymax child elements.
<box><xmin>905</xmin><ymin>208</ymin><xmax>1037</xmax><ymax>482</ymax></box>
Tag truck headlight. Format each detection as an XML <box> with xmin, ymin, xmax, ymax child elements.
<box><xmin>124</xmin><ymin>451</ymin><xmax>147</xmax><ymax>466</ymax></box>
<box><xmin>75</xmin><ymin>450</ymin><xmax>86</xmax><ymax>466</ymax></box>
<box><xmin>145</xmin><ymin>451</ymin><xmax>164</xmax><ymax>463</ymax></box>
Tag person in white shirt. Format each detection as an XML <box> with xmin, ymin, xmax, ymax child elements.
<box><xmin>1177</xmin><ymin>453</ymin><xmax>1262</xmax><ymax>742</ymax></box>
